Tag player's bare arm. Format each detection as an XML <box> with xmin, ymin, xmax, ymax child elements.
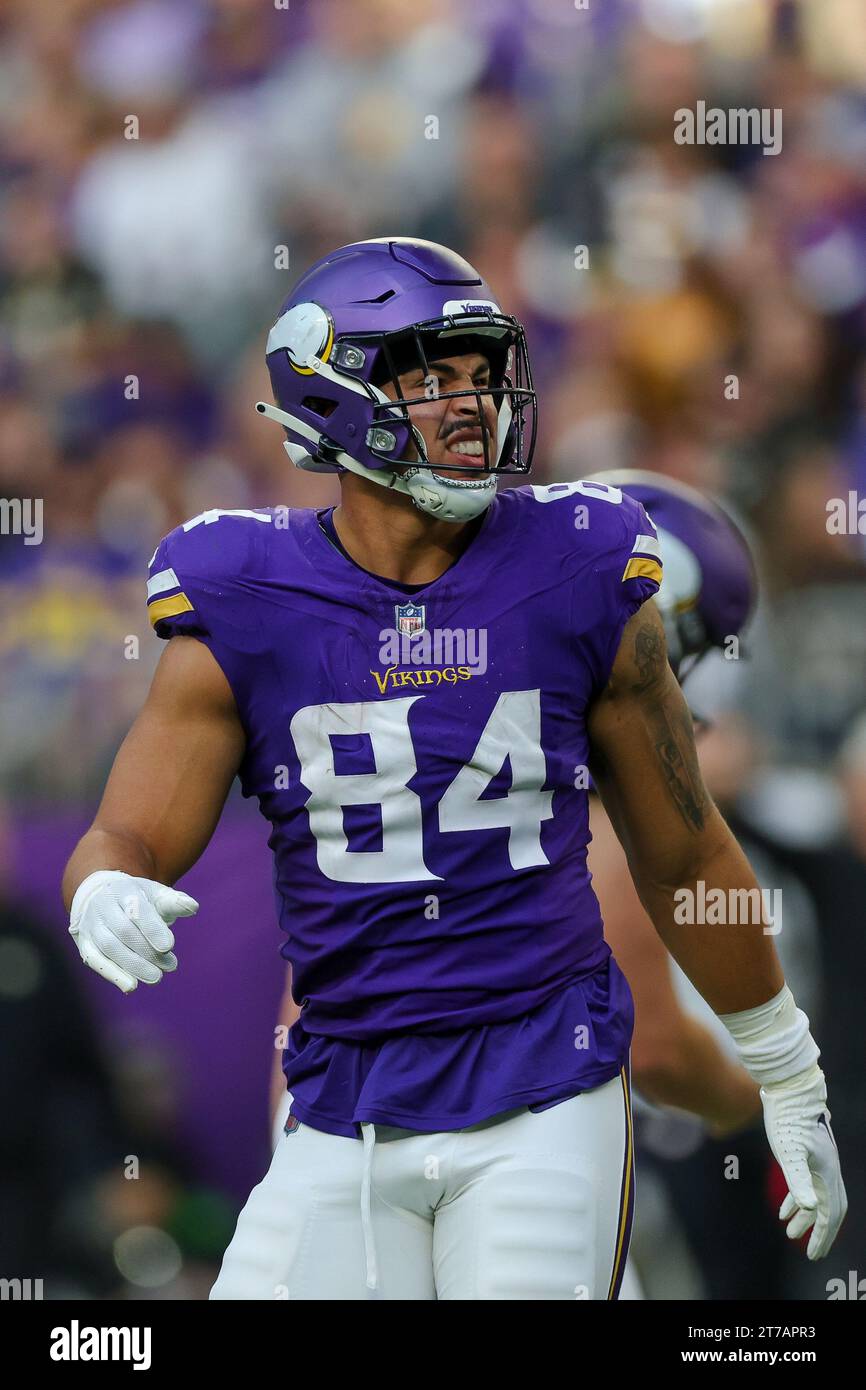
<box><xmin>61</xmin><ymin>637</ymin><xmax>245</xmax><ymax>991</ymax></box>
<box><xmin>588</xmin><ymin>798</ymin><xmax>760</xmax><ymax>1134</ymax></box>
<box><xmin>63</xmin><ymin>636</ymin><xmax>244</xmax><ymax>901</ymax></box>
<box><xmin>590</xmin><ymin>599</ymin><xmax>846</xmax><ymax>1258</ymax></box>
<box><xmin>588</xmin><ymin>600</ymin><xmax>783</xmax><ymax>1012</ymax></box>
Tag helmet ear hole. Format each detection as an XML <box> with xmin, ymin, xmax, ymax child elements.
<box><xmin>302</xmin><ymin>395</ymin><xmax>338</xmax><ymax>418</ymax></box>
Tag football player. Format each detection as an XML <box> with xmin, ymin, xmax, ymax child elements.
<box><xmin>62</xmin><ymin>239</ymin><xmax>846</xmax><ymax>1300</ymax></box>
<box><xmin>268</xmin><ymin>470</ymin><xmax>766</xmax><ymax>1147</ymax></box>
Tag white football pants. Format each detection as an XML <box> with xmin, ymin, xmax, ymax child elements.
<box><xmin>210</xmin><ymin>1068</ymin><xmax>634</xmax><ymax>1301</ymax></box>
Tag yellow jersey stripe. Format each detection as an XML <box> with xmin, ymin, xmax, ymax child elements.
<box><xmin>622</xmin><ymin>555</ymin><xmax>663</xmax><ymax>586</ymax></box>
<box><xmin>148</xmin><ymin>592</ymin><xmax>194</xmax><ymax>626</ymax></box>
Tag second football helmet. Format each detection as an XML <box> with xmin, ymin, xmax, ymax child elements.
<box><xmin>587</xmin><ymin>470</ymin><xmax>757</xmax><ymax>678</ymax></box>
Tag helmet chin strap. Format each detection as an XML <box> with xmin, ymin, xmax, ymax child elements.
<box><xmin>255</xmin><ymin>396</ymin><xmax>499</xmax><ymax>523</ymax></box>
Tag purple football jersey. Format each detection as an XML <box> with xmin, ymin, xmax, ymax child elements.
<box><xmin>146</xmin><ymin>480</ymin><xmax>662</xmax><ymax>1136</ymax></box>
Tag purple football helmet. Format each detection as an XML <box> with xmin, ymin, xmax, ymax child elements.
<box><xmin>586</xmin><ymin>470</ymin><xmax>757</xmax><ymax>678</ymax></box>
<box><xmin>256</xmin><ymin>238</ymin><xmax>537</xmax><ymax>522</ymax></box>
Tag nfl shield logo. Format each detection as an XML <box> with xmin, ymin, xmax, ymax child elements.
<box><xmin>395</xmin><ymin>602</ymin><xmax>425</xmax><ymax>637</ymax></box>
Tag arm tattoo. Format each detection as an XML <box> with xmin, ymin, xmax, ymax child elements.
<box><xmin>632</xmin><ymin>621</ymin><xmax>667</xmax><ymax>690</ymax></box>
<box><xmin>652</xmin><ymin>703</ymin><xmax>706</xmax><ymax>831</ymax></box>
<box><xmin>631</xmin><ymin>616</ymin><xmax>707</xmax><ymax>832</ymax></box>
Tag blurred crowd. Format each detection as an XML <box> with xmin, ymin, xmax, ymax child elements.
<box><xmin>2</xmin><ymin>0</ymin><xmax>866</xmax><ymax>798</ymax></box>
<box><xmin>1</xmin><ymin>0</ymin><xmax>865</xmax><ymax>1298</ymax></box>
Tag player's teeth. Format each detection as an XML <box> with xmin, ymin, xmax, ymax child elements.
<box><xmin>450</xmin><ymin>440</ymin><xmax>483</xmax><ymax>455</ymax></box>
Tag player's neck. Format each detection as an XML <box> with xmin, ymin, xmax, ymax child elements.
<box><xmin>332</xmin><ymin>477</ymin><xmax>482</xmax><ymax>586</ymax></box>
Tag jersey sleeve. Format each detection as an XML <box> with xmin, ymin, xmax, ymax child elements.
<box><xmin>146</xmin><ymin>538</ymin><xmax>210</xmax><ymax>642</ymax></box>
<box><xmin>145</xmin><ymin>510</ymin><xmax>271</xmax><ymax>691</ymax></box>
<box><xmin>572</xmin><ymin>488</ymin><xmax>664</xmax><ymax>697</ymax></box>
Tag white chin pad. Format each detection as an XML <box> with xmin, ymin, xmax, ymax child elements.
<box><xmin>404</xmin><ymin>469</ymin><xmax>498</xmax><ymax>523</ymax></box>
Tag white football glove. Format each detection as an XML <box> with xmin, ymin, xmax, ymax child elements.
<box><xmin>761</xmin><ymin>1064</ymin><xmax>847</xmax><ymax>1261</ymax></box>
<box><xmin>720</xmin><ymin>984</ymin><xmax>847</xmax><ymax>1261</ymax></box>
<box><xmin>69</xmin><ymin>869</ymin><xmax>199</xmax><ymax>993</ymax></box>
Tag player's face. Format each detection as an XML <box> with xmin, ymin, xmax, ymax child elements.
<box><xmin>380</xmin><ymin>351</ymin><xmax>499</xmax><ymax>481</ymax></box>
